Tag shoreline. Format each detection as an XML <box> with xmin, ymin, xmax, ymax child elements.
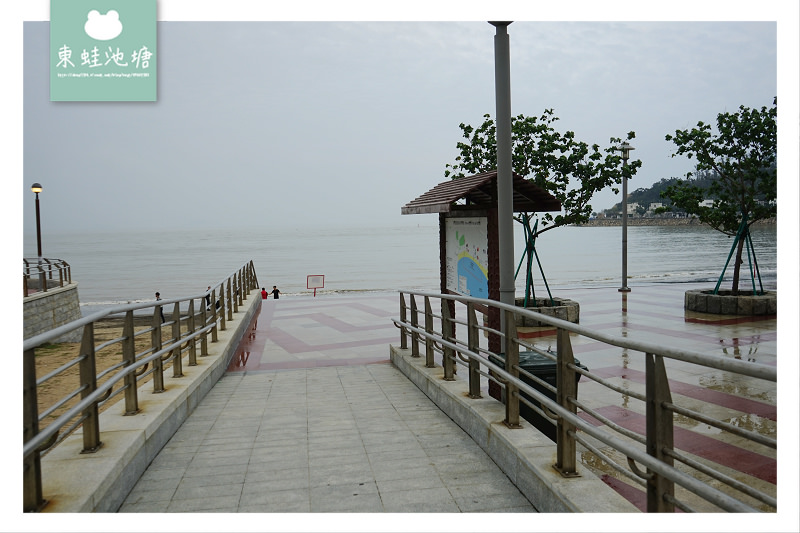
<box><xmin>575</xmin><ymin>217</ymin><xmax>776</xmax><ymax>227</ymax></box>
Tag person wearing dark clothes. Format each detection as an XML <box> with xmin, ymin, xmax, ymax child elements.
<box><xmin>261</xmin><ymin>287</ymin><xmax>268</xmax><ymax>299</ymax></box>
<box><xmin>205</xmin><ymin>286</ymin><xmax>211</xmax><ymax>308</ymax></box>
<box><xmin>155</xmin><ymin>292</ymin><xmax>165</xmax><ymax>323</ymax></box>
<box><xmin>271</xmin><ymin>285</ymin><xmax>281</xmax><ymax>299</ymax></box>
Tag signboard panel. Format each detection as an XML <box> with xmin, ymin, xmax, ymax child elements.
<box><xmin>307</xmin><ymin>275</ymin><xmax>325</xmax><ymax>289</ymax></box>
<box><xmin>444</xmin><ymin>217</ymin><xmax>489</xmax><ymax>299</ymax></box>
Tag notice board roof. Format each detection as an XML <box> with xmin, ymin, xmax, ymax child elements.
<box><xmin>401</xmin><ymin>170</ymin><xmax>562</xmax><ymax>215</ymax></box>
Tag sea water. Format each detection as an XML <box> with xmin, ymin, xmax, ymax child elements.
<box><xmin>23</xmin><ymin>223</ymin><xmax>777</xmax><ymax>316</ymax></box>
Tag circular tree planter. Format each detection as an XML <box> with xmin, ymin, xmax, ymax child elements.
<box><xmin>684</xmin><ymin>289</ymin><xmax>777</xmax><ymax>315</ymax></box>
<box><xmin>514</xmin><ymin>296</ymin><xmax>580</xmax><ymax>326</ymax></box>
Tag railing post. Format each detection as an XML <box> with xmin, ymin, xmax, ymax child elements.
<box><xmin>122</xmin><ymin>310</ymin><xmax>139</xmax><ymax>415</ymax></box>
<box><xmin>424</xmin><ymin>297</ymin><xmax>435</xmax><ymax>367</ymax></box>
<box><xmin>152</xmin><ymin>307</ymin><xmax>165</xmax><ymax>393</ymax></box>
<box><xmin>410</xmin><ymin>295</ymin><xmax>420</xmax><ymax>358</ymax></box>
<box><xmin>232</xmin><ymin>273</ymin><xmax>239</xmax><ymax>314</ymax></box>
<box><xmin>503</xmin><ymin>309</ymin><xmax>521</xmax><ymax>428</ymax></box>
<box><xmin>187</xmin><ymin>299</ymin><xmax>197</xmax><ymax>366</ymax></box>
<box><xmin>237</xmin><ymin>271</ymin><xmax>244</xmax><ymax>306</ymax></box>
<box><xmin>249</xmin><ymin>261</ymin><xmax>258</xmax><ymax>291</ymax></box>
<box><xmin>399</xmin><ymin>293</ymin><xmax>408</xmax><ymax>350</ymax></box>
<box><xmin>38</xmin><ymin>267</ymin><xmax>47</xmax><ymax>293</ymax></box>
<box><xmin>226</xmin><ymin>278</ymin><xmax>234</xmax><ymax>322</ymax></box>
<box><xmin>24</xmin><ymin>273</ymin><xmax>29</xmax><ymax>297</ymax></box>
<box><xmin>78</xmin><ymin>323</ymin><xmax>101</xmax><ymax>453</ymax></box>
<box><xmin>171</xmin><ymin>303</ymin><xmax>183</xmax><ymax>378</ymax></box>
<box><xmin>23</xmin><ymin>348</ymin><xmax>46</xmax><ymax>512</ymax></box>
<box><xmin>200</xmin><ymin>299</ymin><xmax>210</xmax><ymax>354</ymax></box>
<box><xmin>467</xmin><ymin>302</ymin><xmax>481</xmax><ymax>398</ymax></box>
<box><xmin>646</xmin><ymin>352</ymin><xmax>675</xmax><ymax>512</ymax></box>
<box><xmin>555</xmin><ymin>327</ymin><xmax>579</xmax><ymax>476</ymax></box>
<box><xmin>240</xmin><ymin>269</ymin><xmax>247</xmax><ymax>301</ymax></box>
<box><xmin>219</xmin><ymin>284</ymin><xmax>227</xmax><ymax>331</ymax></box>
<box><xmin>442</xmin><ymin>300</ymin><xmax>455</xmax><ymax>381</ymax></box>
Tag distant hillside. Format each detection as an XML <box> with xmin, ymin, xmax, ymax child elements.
<box><xmin>601</xmin><ymin>172</ymin><xmax>716</xmax><ymax>215</ymax></box>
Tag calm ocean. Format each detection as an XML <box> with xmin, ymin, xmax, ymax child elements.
<box><xmin>24</xmin><ymin>223</ymin><xmax>778</xmax><ymax>316</ymax></box>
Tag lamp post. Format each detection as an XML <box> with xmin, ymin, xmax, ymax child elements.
<box><xmin>31</xmin><ymin>183</ymin><xmax>43</xmax><ymax>260</ymax></box>
<box><xmin>490</xmin><ymin>21</ymin><xmax>514</xmax><ymax>352</ymax></box>
<box><xmin>618</xmin><ymin>143</ymin><xmax>633</xmax><ymax>293</ymax></box>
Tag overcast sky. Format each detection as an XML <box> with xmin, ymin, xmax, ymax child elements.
<box><xmin>14</xmin><ymin>1</ymin><xmax>796</xmax><ymax>241</ymax></box>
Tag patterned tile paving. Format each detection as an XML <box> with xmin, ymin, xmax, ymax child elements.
<box><xmin>223</xmin><ymin>284</ymin><xmax>778</xmax><ymax>512</ymax></box>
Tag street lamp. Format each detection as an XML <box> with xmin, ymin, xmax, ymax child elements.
<box><xmin>31</xmin><ymin>183</ymin><xmax>44</xmax><ymax>261</ymax></box>
<box><xmin>618</xmin><ymin>143</ymin><xmax>633</xmax><ymax>293</ymax></box>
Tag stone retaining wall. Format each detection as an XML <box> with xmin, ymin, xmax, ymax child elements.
<box><xmin>23</xmin><ymin>283</ymin><xmax>82</xmax><ymax>343</ymax></box>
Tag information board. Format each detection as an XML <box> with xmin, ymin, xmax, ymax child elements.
<box><xmin>444</xmin><ymin>217</ymin><xmax>489</xmax><ymax>299</ymax></box>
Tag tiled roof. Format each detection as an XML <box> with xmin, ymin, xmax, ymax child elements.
<box><xmin>401</xmin><ymin>170</ymin><xmax>561</xmax><ymax>215</ymax></box>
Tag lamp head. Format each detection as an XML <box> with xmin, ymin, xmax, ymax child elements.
<box><xmin>619</xmin><ymin>141</ymin><xmax>636</xmax><ymax>163</ymax></box>
<box><xmin>619</xmin><ymin>142</ymin><xmax>634</xmax><ymax>161</ymax></box>
<box><xmin>31</xmin><ymin>183</ymin><xmax>43</xmax><ymax>194</ymax></box>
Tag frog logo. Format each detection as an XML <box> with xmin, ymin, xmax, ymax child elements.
<box><xmin>84</xmin><ymin>9</ymin><xmax>123</xmax><ymax>41</ymax></box>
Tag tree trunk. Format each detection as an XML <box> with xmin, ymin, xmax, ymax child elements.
<box><xmin>730</xmin><ymin>233</ymin><xmax>747</xmax><ymax>296</ymax></box>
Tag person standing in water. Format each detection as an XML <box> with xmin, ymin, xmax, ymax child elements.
<box><xmin>271</xmin><ymin>285</ymin><xmax>281</xmax><ymax>299</ymax></box>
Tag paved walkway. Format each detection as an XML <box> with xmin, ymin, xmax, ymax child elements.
<box><xmin>119</xmin><ymin>359</ymin><xmax>535</xmax><ymax>512</ymax></box>
<box><xmin>119</xmin><ymin>283</ymin><xmax>778</xmax><ymax>514</ymax></box>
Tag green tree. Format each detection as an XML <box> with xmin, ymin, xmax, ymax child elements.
<box><xmin>661</xmin><ymin>98</ymin><xmax>776</xmax><ymax>294</ymax></box>
<box><xmin>445</xmin><ymin>110</ymin><xmax>640</xmax><ymax>304</ymax></box>
<box><xmin>445</xmin><ymin>109</ymin><xmax>641</xmax><ymax>236</ymax></box>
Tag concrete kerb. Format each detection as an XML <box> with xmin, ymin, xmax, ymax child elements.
<box><xmin>390</xmin><ymin>345</ymin><xmax>638</xmax><ymax>513</ymax></box>
<box><xmin>38</xmin><ymin>295</ymin><xmax>262</xmax><ymax>513</ymax></box>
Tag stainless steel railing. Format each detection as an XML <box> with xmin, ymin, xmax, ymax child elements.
<box><xmin>393</xmin><ymin>290</ymin><xmax>777</xmax><ymax>513</ymax></box>
<box><xmin>23</xmin><ymin>257</ymin><xmax>72</xmax><ymax>296</ymax></box>
<box><xmin>22</xmin><ymin>261</ymin><xmax>259</xmax><ymax>512</ymax></box>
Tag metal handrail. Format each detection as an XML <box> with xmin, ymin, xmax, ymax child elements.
<box><xmin>404</xmin><ymin>290</ymin><xmax>775</xmax><ymax>381</ymax></box>
<box><xmin>23</xmin><ymin>257</ymin><xmax>72</xmax><ymax>296</ymax></box>
<box><xmin>23</xmin><ymin>261</ymin><xmax>259</xmax><ymax>512</ymax></box>
<box><xmin>394</xmin><ymin>290</ymin><xmax>776</xmax><ymax>513</ymax></box>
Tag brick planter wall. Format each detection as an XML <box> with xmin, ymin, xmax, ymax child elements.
<box><xmin>514</xmin><ymin>297</ymin><xmax>580</xmax><ymax>326</ymax></box>
<box><xmin>684</xmin><ymin>289</ymin><xmax>777</xmax><ymax>316</ymax></box>
<box><xmin>23</xmin><ymin>283</ymin><xmax>83</xmax><ymax>342</ymax></box>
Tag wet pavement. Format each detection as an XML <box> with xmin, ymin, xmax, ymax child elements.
<box><xmin>119</xmin><ymin>283</ymin><xmax>778</xmax><ymax>514</ymax></box>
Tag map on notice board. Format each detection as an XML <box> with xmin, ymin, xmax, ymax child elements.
<box><xmin>445</xmin><ymin>217</ymin><xmax>488</xmax><ymax>298</ymax></box>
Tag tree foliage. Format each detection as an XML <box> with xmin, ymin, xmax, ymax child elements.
<box><xmin>445</xmin><ymin>110</ymin><xmax>641</xmax><ymax>237</ymax></box>
<box><xmin>661</xmin><ymin>99</ymin><xmax>777</xmax><ymax>233</ymax></box>
<box><xmin>661</xmin><ymin>98</ymin><xmax>777</xmax><ymax>293</ymax></box>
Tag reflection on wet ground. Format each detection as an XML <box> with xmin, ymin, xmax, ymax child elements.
<box><xmin>228</xmin><ymin>283</ymin><xmax>777</xmax><ymax>512</ymax></box>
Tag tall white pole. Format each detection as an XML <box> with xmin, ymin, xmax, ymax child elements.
<box><xmin>619</xmin><ymin>143</ymin><xmax>633</xmax><ymax>293</ymax></box>
<box><xmin>491</xmin><ymin>21</ymin><xmax>514</xmax><ymax>351</ymax></box>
